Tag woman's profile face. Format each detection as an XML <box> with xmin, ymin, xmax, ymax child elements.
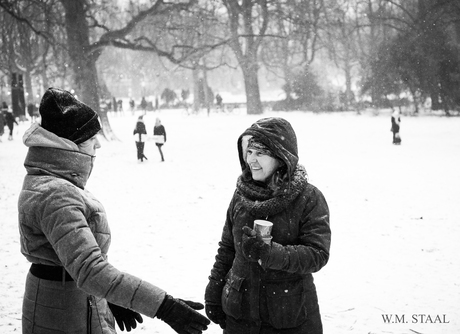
<box><xmin>246</xmin><ymin>148</ymin><xmax>280</xmax><ymax>182</ymax></box>
<box><xmin>78</xmin><ymin>135</ymin><xmax>101</xmax><ymax>156</ymax></box>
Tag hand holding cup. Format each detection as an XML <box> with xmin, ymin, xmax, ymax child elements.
<box><xmin>253</xmin><ymin>220</ymin><xmax>273</xmax><ymax>244</ymax></box>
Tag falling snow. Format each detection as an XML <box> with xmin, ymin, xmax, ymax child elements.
<box><xmin>1</xmin><ymin>108</ymin><xmax>459</xmax><ymax>334</ymax></box>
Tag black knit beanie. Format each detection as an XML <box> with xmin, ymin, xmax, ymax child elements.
<box><xmin>39</xmin><ymin>87</ymin><xmax>101</xmax><ymax>144</ymax></box>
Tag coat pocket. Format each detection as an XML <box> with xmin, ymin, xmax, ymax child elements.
<box><xmin>221</xmin><ymin>271</ymin><xmax>245</xmax><ymax>320</ymax></box>
<box><xmin>264</xmin><ymin>279</ymin><xmax>307</xmax><ymax>329</ymax></box>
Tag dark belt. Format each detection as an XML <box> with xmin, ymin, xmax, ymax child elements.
<box><xmin>30</xmin><ymin>263</ymin><xmax>74</xmax><ymax>282</ymax></box>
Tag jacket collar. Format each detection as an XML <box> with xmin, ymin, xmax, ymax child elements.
<box><xmin>23</xmin><ymin>123</ymin><xmax>94</xmax><ymax>189</ymax></box>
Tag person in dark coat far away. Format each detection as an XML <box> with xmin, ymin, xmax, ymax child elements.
<box><xmin>153</xmin><ymin>117</ymin><xmax>167</xmax><ymax>162</ymax></box>
<box><xmin>205</xmin><ymin>117</ymin><xmax>331</xmax><ymax>334</ymax></box>
<box><xmin>0</xmin><ymin>108</ymin><xmax>5</xmax><ymax>142</ymax></box>
<box><xmin>391</xmin><ymin>110</ymin><xmax>402</xmax><ymax>145</ymax></box>
<box><xmin>133</xmin><ymin>115</ymin><xmax>148</xmax><ymax>162</ymax></box>
<box><xmin>5</xmin><ymin>107</ymin><xmax>19</xmax><ymax>141</ymax></box>
<box><xmin>18</xmin><ymin>87</ymin><xmax>210</xmax><ymax>334</ymax></box>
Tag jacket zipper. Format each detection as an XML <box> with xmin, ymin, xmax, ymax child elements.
<box><xmin>87</xmin><ymin>296</ymin><xmax>93</xmax><ymax>334</ymax></box>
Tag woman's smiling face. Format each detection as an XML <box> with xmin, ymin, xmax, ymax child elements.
<box><xmin>246</xmin><ymin>148</ymin><xmax>280</xmax><ymax>182</ymax></box>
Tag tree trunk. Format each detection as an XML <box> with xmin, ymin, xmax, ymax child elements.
<box><xmin>202</xmin><ymin>59</ymin><xmax>211</xmax><ymax>116</ymax></box>
<box><xmin>241</xmin><ymin>63</ymin><xmax>263</xmax><ymax>114</ymax></box>
<box><xmin>344</xmin><ymin>63</ymin><xmax>353</xmax><ymax>111</ymax></box>
<box><xmin>224</xmin><ymin>0</ymin><xmax>266</xmax><ymax>115</ymax></box>
<box><xmin>60</xmin><ymin>0</ymin><xmax>117</xmax><ymax>141</ymax></box>
<box><xmin>192</xmin><ymin>66</ymin><xmax>200</xmax><ymax>113</ymax></box>
<box><xmin>24</xmin><ymin>70</ymin><xmax>34</xmax><ymax>105</ymax></box>
<box><xmin>409</xmin><ymin>86</ymin><xmax>419</xmax><ymax>114</ymax></box>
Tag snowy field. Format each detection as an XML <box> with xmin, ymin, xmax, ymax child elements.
<box><xmin>1</xmin><ymin>108</ymin><xmax>459</xmax><ymax>334</ymax></box>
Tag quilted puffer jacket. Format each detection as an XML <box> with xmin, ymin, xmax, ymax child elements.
<box><xmin>18</xmin><ymin>124</ymin><xmax>165</xmax><ymax>331</ymax></box>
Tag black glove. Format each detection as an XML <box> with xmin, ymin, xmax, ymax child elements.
<box><xmin>156</xmin><ymin>294</ymin><xmax>211</xmax><ymax>334</ymax></box>
<box><xmin>205</xmin><ymin>303</ymin><xmax>226</xmax><ymax>329</ymax></box>
<box><xmin>241</xmin><ymin>226</ymin><xmax>271</xmax><ymax>262</ymax></box>
<box><xmin>204</xmin><ymin>278</ymin><xmax>226</xmax><ymax>328</ymax></box>
<box><xmin>108</xmin><ymin>302</ymin><xmax>143</xmax><ymax>332</ymax></box>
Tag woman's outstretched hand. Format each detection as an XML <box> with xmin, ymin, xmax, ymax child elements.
<box><xmin>156</xmin><ymin>294</ymin><xmax>211</xmax><ymax>334</ymax></box>
<box><xmin>108</xmin><ymin>302</ymin><xmax>143</xmax><ymax>332</ymax></box>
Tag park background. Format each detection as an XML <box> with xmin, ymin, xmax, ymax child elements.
<box><xmin>1</xmin><ymin>107</ymin><xmax>460</xmax><ymax>334</ymax></box>
<box><xmin>1</xmin><ymin>1</ymin><xmax>460</xmax><ymax>333</ymax></box>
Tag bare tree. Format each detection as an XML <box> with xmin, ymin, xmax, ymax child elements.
<box><xmin>220</xmin><ymin>0</ymin><xmax>271</xmax><ymax>114</ymax></box>
<box><xmin>1</xmin><ymin>0</ymin><xmax>204</xmax><ymax>139</ymax></box>
<box><xmin>260</xmin><ymin>0</ymin><xmax>324</xmax><ymax>102</ymax></box>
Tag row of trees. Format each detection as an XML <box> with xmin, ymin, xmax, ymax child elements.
<box><xmin>1</xmin><ymin>0</ymin><xmax>460</xmax><ymax>138</ymax></box>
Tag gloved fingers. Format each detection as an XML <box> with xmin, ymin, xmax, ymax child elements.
<box><xmin>126</xmin><ymin>317</ymin><xmax>137</xmax><ymax>331</ymax></box>
<box><xmin>242</xmin><ymin>233</ymin><xmax>252</xmax><ymax>241</ymax></box>
<box><xmin>242</xmin><ymin>226</ymin><xmax>256</xmax><ymax>237</ymax></box>
<box><xmin>183</xmin><ymin>327</ymin><xmax>201</xmax><ymax>334</ymax></box>
<box><xmin>126</xmin><ymin>312</ymin><xmax>143</xmax><ymax>331</ymax></box>
<box><xmin>182</xmin><ymin>299</ymin><xmax>204</xmax><ymax>310</ymax></box>
<box><xmin>125</xmin><ymin>322</ymin><xmax>132</xmax><ymax>332</ymax></box>
<box><xmin>134</xmin><ymin>312</ymin><xmax>144</xmax><ymax>323</ymax></box>
<box><xmin>115</xmin><ymin>318</ymin><xmax>125</xmax><ymax>331</ymax></box>
<box><xmin>189</xmin><ymin>321</ymin><xmax>209</xmax><ymax>333</ymax></box>
<box><xmin>242</xmin><ymin>233</ymin><xmax>263</xmax><ymax>248</ymax></box>
<box><xmin>190</xmin><ymin>312</ymin><xmax>211</xmax><ymax>326</ymax></box>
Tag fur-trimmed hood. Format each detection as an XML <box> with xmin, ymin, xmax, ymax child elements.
<box><xmin>237</xmin><ymin>117</ymin><xmax>299</xmax><ymax>179</ymax></box>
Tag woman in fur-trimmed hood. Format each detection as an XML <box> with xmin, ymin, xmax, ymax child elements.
<box><xmin>205</xmin><ymin>117</ymin><xmax>331</xmax><ymax>334</ymax></box>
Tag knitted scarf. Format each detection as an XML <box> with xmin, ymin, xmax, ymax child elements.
<box><xmin>236</xmin><ymin>164</ymin><xmax>308</xmax><ymax>218</ymax></box>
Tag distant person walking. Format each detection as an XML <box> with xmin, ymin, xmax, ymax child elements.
<box><xmin>0</xmin><ymin>108</ymin><xmax>5</xmax><ymax>142</ymax></box>
<box><xmin>153</xmin><ymin>117</ymin><xmax>166</xmax><ymax>162</ymax></box>
<box><xmin>133</xmin><ymin>115</ymin><xmax>148</xmax><ymax>162</ymax></box>
<box><xmin>129</xmin><ymin>98</ymin><xmax>135</xmax><ymax>115</ymax></box>
<box><xmin>27</xmin><ymin>103</ymin><xmax>36</xmax><ymax>122</ymax></box>
<box><xmin>112</xmin><ymin>96</ymin><xmax>118</xmax><ymax>114</ymax></box>
<box><xmin>215</xmin><ymin>93</ymin><xmax>223</xmax><ymax>111</ymax></box>
<box><xmin>117</xmin><ymin>99</ymin><xmax>124</xmax><ymax>115</ymax></box>
<box><xmin>5</xmin><ymin>108</ymin><xmax>19</xmax><ymax>141</ymax></box>
<box><xmin>140</xmin><ymin>97</ymin><xmax>148</xmax><ymax>114</ymax></box>
<box><xmin>391</xmin><ymin>110</ymin><xmax>402</xmax><ymax>145</ymax></box>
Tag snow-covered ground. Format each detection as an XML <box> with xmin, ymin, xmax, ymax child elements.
<box><xmin>1</xmin><ymin>108</ymin><xmax>459</xmax><ymax>334</ymax></box>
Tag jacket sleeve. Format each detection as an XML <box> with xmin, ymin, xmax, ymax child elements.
<box><xmin>39</xmin><ymin>183</ymin><xmax>166</xmax><ymax>318</ymax></box>
<box><xmin>206</xmin><ymin>194</ymin><xmax>236</xmax><ymax>300</ymax></box>
<box><xmin>262</xmin><ymin>185</ymin><xmax>331</xmax><ymax>274</ymax></box>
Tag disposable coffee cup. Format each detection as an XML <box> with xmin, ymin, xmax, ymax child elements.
<box><xmin>254</xmin><ymin>220</ymin><xmax>273</xmax><ymax>237</ymax></box>
<box><xmin>261</xmin><ymin>235</ymin><xmax>273</xmax><ymax>245</ymax></box>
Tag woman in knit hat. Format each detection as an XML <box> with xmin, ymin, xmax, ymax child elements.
<box><xmin>204</xmin><ymin>117</ymin><xmax>331</xmax><ymax>334</ymax></box>
<box><xmin>18</xmin><ymin>88</ymin><xmax>210</xmax><ymax>334</ymax></box>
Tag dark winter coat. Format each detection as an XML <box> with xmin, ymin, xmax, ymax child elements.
<box><xmin>206</xmin><ymin>117</ymin><xmax>331</xmax><ymax>333</ymax></box>
<box><xmin>18</xmin><ymin>124</ymin><xmax>166</xmax><ymax>333</ymax></box>
<box><xmin>153</xmin><ymin>124</ymin><xmax>167</xmax><ymax>143</ymax></box>
<box><xmin>133</xmin><ymin>119</ymin><xmax>147</xmax><ymax>142</ymax></box>
<box><xmin>391</xmin><ymin>115</ymin><xmax>401</xmax><ymax>133</ymax></box>
<box><xmin>5</xmin><ymin>111</ymin><xmax>18</xmax><ymax>129</ymax></box>
<box><xmin>0</xmin><ymin>112</ymin><xmax>4</xmax><ymax>136</ymax></box>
